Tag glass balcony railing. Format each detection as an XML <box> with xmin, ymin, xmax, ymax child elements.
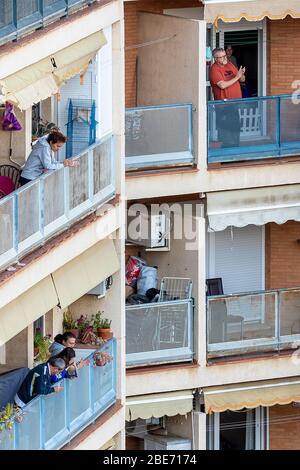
<box><xmin>126</xmin><ymin>299</ymin><xmax>194</xmax><ymax>367</ymax></box>
<box><xmin>207</xmin><ymin>287</ymin><xmax>300</xmax><ymax>358</ymax></box>
<box><xmin>0</xmin><ymin>134</ymin><xmax>115</xmax><ymax>271</ymax></box>
<box><xmin>0</xmin><ymin>339</ymin><xmax>116</xmax><ymax>450</ymax></box>
<box><xmin>0</xmin><ymin>0</ymin><xmax>97</xmax><ymax>46</ymax></box>
<box><xmin>125</xmin><ymin>103</ymin><xmax>194</xmax><ymax>170</ymax></box>
<box><xmin>208</xmin><ymin>94</ymin><xmax>300</xmax><ymax>163</ymax></box>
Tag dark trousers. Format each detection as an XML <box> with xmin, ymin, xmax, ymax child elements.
<box><xmin>19</xmin><ymin>176</ymin><xmax>32</xmax><ymax>186</ymax></box>
<box><xmin>215</xmin><ymin>105</ymin><xmax>241</xmax><ymax>148</ymax></box>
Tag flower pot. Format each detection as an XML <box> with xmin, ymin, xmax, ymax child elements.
<box><xmin>97</xmin><ymin>328</ymin><xmax>113</xmax><ymax>341</ymax></box>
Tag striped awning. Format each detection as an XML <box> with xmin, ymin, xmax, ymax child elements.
<box><xmin>203</xmin><ymin>377</ymin><xmax>300</xmax><ymax>414</ymax></box>
<box><xmin>207</xmin><ymin>184</ymin><xmax>300</xmax><ymax>231</ymax></box>
<box><xmin>204</xmin><ymin>0</ymin><xmax>300</xmax><ymax>28</ymax></box>
<box><xmin>126</xmin><ymin>390</ymin><xmax>194</xmax><ymax>421</ymax></box>
<box><xmin>0</xmin><ymin>31</ymin><xmax>106</xmax><ymax>110</ymax></box>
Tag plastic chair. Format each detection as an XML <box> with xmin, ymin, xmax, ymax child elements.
<box><xmin>0</xmin><ymin>175</ymin><xmax>16</xmax><ymax>196</ymax></box>
<box><xmin>0</xmin><ymin>165</ymin><xmax>21</xmax><ymax>189</ymax></box>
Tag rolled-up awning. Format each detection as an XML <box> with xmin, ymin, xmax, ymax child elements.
<box><xmin>204</xmin><ymin>0</ymin><xmax>300</xmax><ymax>28</ymax></box>
<box><xmin>0</xmin><ymin>30</ymin><xmax>107</xmax><ymax>110</ymax></box>
<box><xmin>126</xmin><ymin>390</ymin><xmax>194</xmax><ymax>421</ymax></box>
<box><xmin>0</xmin><ymin>276</ymin><xmax>58</xmax><ymax>346</ymax></box>
<box><xmin>207</xmin><ymin>184</ymin><xmax>300</xmax><ymax>231</ymax></box>
<box><xmin>203</xmin><ymin>377</ymin><xmax>300</xmax><ymax>414</ymax></box>
<box><xmin>52</xmin><ymin>238</ymin><xmax>120</xmax><ymax>309</ymax></box>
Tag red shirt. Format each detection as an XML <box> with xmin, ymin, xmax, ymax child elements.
<box><xmin>209</xmin><ymin>62</ymin><xmax>242</xmax><ymax>100</ymax></box>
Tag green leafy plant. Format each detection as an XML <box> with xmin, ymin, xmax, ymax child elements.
<box><xmin>92</xmin><ymin>311</ymin><xmax>111</xmax><ymax>329</ymax></box>
<box><xmin>76</xmin><ymin>315</ymin><xmax>90</xmax><ymax>332</ymax></box>
<box><xmin>62</xmin><ymin>309</ymin><xmax>77</xmax><ymax>331</ymax></box>
<box><xmin>34</xmin><ymin>331</ymin><xmax>51</xmax><ymax>363</ymax></box>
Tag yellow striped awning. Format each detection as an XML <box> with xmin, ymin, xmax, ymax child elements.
<box><xmin>0</xmin><ymin>30</ymin><xmax>106</xmax><ymax>110</ymax></box>
<box><xmin>203</xmin><ymin>377</ymin><xmax>300</xmax><ymax>414</ymax></box>
<box><xmin>126</xmin><ymin>390</ymin><xmax>194</xmax><ymax>421</ymax></box>
<box><xmin>204</xmin><ymin>0</ymin><xmax>300</xmax><ymax>29</ymax></box>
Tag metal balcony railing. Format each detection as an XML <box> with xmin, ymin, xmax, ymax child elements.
<box><xmin>0</xmin><ymin>1</ymin><xmax>97</xmax><ymax>46</ymax></box>
<box><xmin>208</xmin><ymin>94</ymin><xmax>300</xmax><ymax>163</ymax></box>
<box><xmin>125</xmin><ymin>103</ymin><xmax>194</xmax><ymax>170</ymax></box>
<box><xmin>0</xmin><ymin>134</ymin><xmax>115</xmax><ymax>271</ymax></box>
<box><xmin>0</xmin><ymin>339</ymin><xmax>116</xmax><ymax>450</ymax></box>
<box><xmin>126</xmin><ymin>299</ymin><xmax>194</xmax><ymax>367</ymax></box>
<box><xmin>207</xmin><ymin>287</ymin><xmax>300</xmax><ymax>358</ymax></box>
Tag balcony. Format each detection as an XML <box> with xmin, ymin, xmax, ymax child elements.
<box><xmin>125</xmin><ymin>103</ymin><xmax>194</xmax><ymax>171</ymax></box>
<box><xmin>0</xmin><ymin>339</ymin><xmax>116</xmax><ymax>450</ymax></box>
<box><xmin>0</xmin><ymin>134</ymin><xmax>115</xmax><ymax>271</ymax></box>
<box><xmin>126</xmin><ymin>299</ymin><xmax>194</xmax><ymax>367</ymax></box>
<box><xmin>207</xmin><ymin>288</ymin><xmax>300</xmax><ymax>359</ymax></box>
<box><xmin>208</xmin><ymin>94</ymin><xmax>300</xmax><ymax>164</ymax></box>
<box><xmin>0</xmin><ymin>1</ymin><xmax>97</xmax><ymax>46</ymax></box>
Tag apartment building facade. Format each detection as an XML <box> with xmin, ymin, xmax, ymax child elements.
<box><xmin>124</xmin><ymin>0</ymin><xmax>300</xmax><ymax>450</ymax></box>
<box><xmin>0</xmin><ymin>0</ymin><xmax>125</xmax><ymax>450</ymax></box>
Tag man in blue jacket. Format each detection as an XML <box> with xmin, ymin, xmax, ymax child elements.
<box><xmin>15</xmin><ymin>357</ymin><xmax>65</xmax><ymax>408</ymax></box>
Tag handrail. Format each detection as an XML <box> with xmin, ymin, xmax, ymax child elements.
<box><xmin>0</xmin><ymin>338</ymin><xmax>117</xmax><ymax>450</ymax></box>
<box><xmin>0</xmin><ymin>134</ymin><xmax>115</xmax><ymax>271</ymax></box>
<box><xmin>207</xmin><ymin>286</ymin><xmax>300</xmax><ymax>300</ymax></box>
<box><xmin>0</xmin><ymin>1</ymin><xmax>98</xmax><ymax>46</ymax></box>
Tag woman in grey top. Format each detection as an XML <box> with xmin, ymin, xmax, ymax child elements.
<box><xmin>20</xmin><ymin>130</ymin><xmax>78</xmax><ymax>186</ymax></box>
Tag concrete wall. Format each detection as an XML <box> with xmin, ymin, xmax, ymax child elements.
<box><xmin>0</xmin><ymin>328</ymin><xmax>29</xmax><ymax>373</ymax></box>
<box><xmin>0</xmin><ymin>108</ymin><xmax>31</xmax><ymax>166</ymax></box>
<box><xmin>269</xmin><ymin>404</ymin><xmax>300</xmax><ymax>449</ymax></box>
<box><xmin>124</xmin><ymin>0</ymin><xmax>200</xmax><ymax>108</ymax></box>
<box><xmin>135</xmin><ymin>12</ymin><xmax>204</xmax><ymax>161</ymax></box>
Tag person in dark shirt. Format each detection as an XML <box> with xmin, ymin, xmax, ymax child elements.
<box><xmin>15</xmin><ymin>357</ymin><xmax>65</xmax><ymax>408</ymax></box>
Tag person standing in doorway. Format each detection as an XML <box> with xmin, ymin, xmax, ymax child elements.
<box><xmin>225</xmin><ymin>45</ymin><xmax>238</xmax><ymax>68</ymax></box>
<box><xmin>209</xmin><ymin>48</ymin><xmax>245</xmax><ymax>147</ymax></box>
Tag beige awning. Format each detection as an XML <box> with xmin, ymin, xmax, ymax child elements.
<box><xmin>203</xmin><ymin>377</ymin><xmax>300</xmax><ymax>414</ymax></box>
<box><xmin>0</xmin><ymin>30</ymin><xmax>107</xmax><ymax>110</ymax></box>
<box><xmin>204</xmin><ymin>0</ymin><xmax>300</xmax><ymax>28</ymax></box>
<box><xmin>207</xmin><ymin>184</ymin><xmax>300</xmax><ymax>231</ymax></box>
<box><xmin>52</xmin><ymin>238</ymin><xmax>120</xmax><ymax>309</ymax></box>
<box><xmin>0</xmin><ymin>276</ymin><xmax>58</xmax><ymax>346</ymax></box>
<box><xmin>126</xmin><ymin>390</ymin><xmax>194</xmax><ymax>421</ymax></box>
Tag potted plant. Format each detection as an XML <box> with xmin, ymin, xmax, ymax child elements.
<box><xmin>93</xmin><ymin>311</ymin><xmax>113</xmax><ymax>340</ymax></box>
<box><xmin>33</xmin><ymin>332</ymin><xmax>51</xmax><ymax>363</ymax></box>
<box><xmin>63</xmin><ymin>310</ymin><xmax>78</xmax><ymax>338</ymax></box>
<box><xmin>76</xmin><ymin>314</ymin><xmax>91</xmax><ymax>340</ymax></box>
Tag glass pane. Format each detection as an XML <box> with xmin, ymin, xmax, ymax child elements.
<box><xmin>0</xmin><ymin>427</ymin><xmax>15</xmax><ymax>450</ymax></box>
<box><xmin>43</xmin><ymin>0</ymin><xmax>66</xmax><ymax>16</ymax></box>
<box><xmin>69</xmin><ymin>365</ymin><xmax>90</xmax><ymax>424</ymax></box>
<box><xmin>0</xmin><ymin>197</ymin><xmax>14</xmax><ymax>256</ymax></box>
<box><xmin>126</xmin><ymin>302</ymin><xmax>189</xmax><ymax>354</ymax></box>
<box><xmin>16</xmin><ymin>398</ymin><xmax>41</xmax><ymax>449</ymax></box>
<box><xmin>17</xmin><ymin>0</ymin><xmax>39</xmax><ymax>20</ymax></box>
<box><xmin>125</xmin><ymin>106</ymin><xmax>190</xmax><ymax>157</ymax></box>
<box><xmin>93</xmin><ymin>139</ymin><xmax>112</xmax><ymax>195</ymax></box>
<box><xmin>207</xmin><ymin>292</ymin><xmax>276</xmax><ymax>344</ymax></box>
<box><xmin>220</xmin><ymin>409</ymin><xmax>255</xmax><ymax>450</ymax></box>
<box><xmin>44</xmin><ymin>168</ymin><xmax>65</xmax><ymax>227</ymax></box>
<box><xmin>18</xmin><ymin>182</ymin><xmax>40</xmax><ymax>243</ymax></box>
<box><xmin>208</xmin><ymin>98</ymin><xmax>277</xmax><ymax>163</ymax></box>
<box><xmin>0</xmin><ymin>1</ymin><xmax>13</xmax><ymax>29</ymax></box>
<box><xmin>44</xmin><ymin>389</ymin><xmax>67</xmax><ymax>445</ymax></box>
<box><xmin>280</xmin><ymin>290</ymin><xmax>300</xmax><ymax>336</ymax></box>
<box><xmin>69</xmin><ymin>153</ymin><xmax>89</xmax><ymax>210</ymax></box>
<box><xmin>280</xmin><ymin>96</ymin><xmax>300</xmax><ymax>154</ymax></box>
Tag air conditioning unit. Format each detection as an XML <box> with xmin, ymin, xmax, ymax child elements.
<box><xmin>127</xmin><ymin>210</ymin><xmax>170</xmax><ymax>251</ymax></box>
<box><xmin>144</xmin><ymin>434</ymin><xmax>192</xmax><ymax>450</ymax></box>
<box><xmin>87</xmin><ymin>280</ymin><xmax>106</xmax><ymax>298</ymax></box>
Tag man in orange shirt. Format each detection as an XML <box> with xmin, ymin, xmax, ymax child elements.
<box><xmin>209</xmin><ymin>48</ymin><xmax>245</xmax><ymax>147</ymax></box>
